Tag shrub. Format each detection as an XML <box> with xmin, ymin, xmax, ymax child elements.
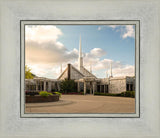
<box><xmin>94</xmin><ymin>91</ymin><xmax>135</xmax><ymax>98</ymax></box>
<box><xmin>94</xmin><ymin>92</ymin><xmax>119</xmax><ymax>96</ymax></box>
<box><xmin>54</xmin><ymin>92</ymin><xmax>62</xmax><ymax>98</ymax></box>
<box><xmin>60</xmin><ymin>79</ymin><xmax>77</xmax><ymax>93</ymax></box>
<box><xmin>120</xmin><ymin>92</ymin><xmax>125</xmax><ymax>97</ymax></box>
<box><xmin>26</xmin><ymin>92</ymin><xmax>39</xmax><ymax>96</ymax></box>
<box><xmin>121</xmin><ymin>91</ymin><xmax>135</xmax><ymax>98</ymax></box>
<box><xmin>80</xmin><ymin>92</ymin><xmax>84</xmax><ymax>95</ymax></box>
<box><xmin>39</xmin><ymin>91</ymin><xmax>53</xmax><ymax>97</ymax></box>
<box><xmin>48</xmin><ymin>92</ymin><xmax>53</xmax><ymax>96</ymax></box>
<box><xmin>127</xmin><ymin>91</ymin><xmax>135</xmax><ymax>98</ymax></box>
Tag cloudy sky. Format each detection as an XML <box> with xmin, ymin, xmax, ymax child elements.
<box><xmin>25</xmin><ymin>24</ymin><xmax>135</xmax><ymax>79</ymax></box>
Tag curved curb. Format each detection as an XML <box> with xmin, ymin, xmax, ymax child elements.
<box><xmin>25</xmin><ymin>100</ymin><xmax>76</xmax><ymax>108</ymax></box>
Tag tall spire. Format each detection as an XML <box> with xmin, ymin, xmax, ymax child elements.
<box><xmin>110</xmin><ymin>62</ymin><xmax>113</xmax><ymax>77</ymax></box>
<box><xmin>90</xmin><ymin>64</ymin><xmax>92</xmax><ymax>73</ymax></box>
<box><xmin>79</xmin><ymin>35</ymin><xmax>82</xmax><ymax>58</ymax></box>
<box><xmin>106</xmin><ymin>65</ymin><xmax>108</xmax><ymax>78</ymax></box>
<box><xmin>60</xmin><ymin>64</ymin><xmax>62</xmax><ymax>74</ymax></box>
<box><xmin>78</xmin><ymin>35</ymin><xmax>83</xmax><ymax>71</ymax></box>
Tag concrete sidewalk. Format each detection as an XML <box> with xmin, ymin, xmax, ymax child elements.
<box><xmin>25</xmin><ymin>95</ymin><xmax>135</xmax><ymax>113</ymax></box>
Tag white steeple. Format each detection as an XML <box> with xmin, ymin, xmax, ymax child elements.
<box><xmin>90</xmin><ymin>64</ymin><xmax>92</xmax><ymax>73</ymax></box>
<box><xmin>78</xmin><ymin>35</ymin><xmax>83</xmax><ymax>71</ymax></box>
<box><xmin>106</xmin><ymin>66</ymin><xmax>108</xmax><ymax>78</ymax></box>
<box><xmin>60</xmin><ymin>64</ymin><xmax>62</xmax><ymax>74</ymax></box>
<box><xmin>110</xmin><ymin>62</ymin><xmax>113</xmax><ymax>77</ymax></box>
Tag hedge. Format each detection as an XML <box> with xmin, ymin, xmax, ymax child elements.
<box><xmin>94</xmin><ymin>91</ymin><xmax>135</xmax><ymax>98</ymax></box>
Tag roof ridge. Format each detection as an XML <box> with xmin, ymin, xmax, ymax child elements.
<box><xmin>70</xmin><ymin>64</ymin><xmax>85</xmax><ymax>77</ymax></box>
<box><xmin>81</xmin><ymin>66</ymin><xmax>97</xmax><ymax>78</ymax></box>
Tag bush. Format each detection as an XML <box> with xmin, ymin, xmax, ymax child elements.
<box><xmin>48</xmin><ymin>92</ymin><xmax>53</xmax><ymax>96</ymax></box>
<box><xmin>94</xmin><ymin>92</ymin><xmax>120</xmax><ymax>96</ymax></box>
<box><xmin>120</xmin><ymin>92</ymin><xmax>125</xmax><ymax>97</ymax></box>
<box><xmin>54</xmin><ymin>92</ymin><xmax>62</xmax><ymax>98</ymax></box>
<box><xmin>39</xmin><ymin>91</ymin><xmax>53</xmax><ymax>97</ymax></box>
<box><xmin>26</xmin><ymin>92</ymin><xmax>39</xmax><ymax>96</ymax></box>
<box><xmin>94</xmin><ymin>91</ymin><xmax>135</xmax><ymax>98</ymax></box>
<box><xmin>60</xmin><ymin>79</ymin><xmax>77</xmax><ymax>93</ymax></box>
<box><xmin>125</xmin><ymin>91</ymin><xmax>135</xmax><ymax>98</ymax></box>
<box><xmin>80</xmin><ymin>92</ymin><xmax>84</xmax><ymax>95</ymax></box>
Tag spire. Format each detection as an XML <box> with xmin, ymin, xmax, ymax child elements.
<box><xmin>78</xmin><ymin>35</ymin><xmax>83</xmax><ymax>71</ymax></box>
<box><xmin>60</xmin><ymin>64</ymin><xmax>62</xmax><ymax>74</ymax></box>
<box><xmin>110</xmin><ymin>62</ymin><xmax>113</xmax><ymax>77</ymax></box>
<box><xmin>79</xmin><ymin>35</ymin><xmax>82</xmax><ymax>58</ymax></box>
<box><xmin>90</xmin><ymin>64</ymin><xmax>92</xmax><ymax>73</ymax></box>
<box><xmin>106</xmin><ymin>66</ymin><xmax>108</xmax><ymax>78</ymax></box>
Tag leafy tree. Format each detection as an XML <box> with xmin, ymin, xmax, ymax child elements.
<box><xmin>25</xmin><ymin>65</ymin><xmax>34</xmax><ymax>79</ymax></box>
<box><xmin>60</xmin><ymin>79</ymin><xmax>77</xmax><ymax>93</ymax></box>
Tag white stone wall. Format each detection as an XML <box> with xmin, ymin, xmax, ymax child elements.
<box><xmin>100</xmin><ymin>78</ymin><xmax>109</xmax><ymax>85</ymax></box>
<box><xmin>109</xmin><ymin>79</ymin><xmax>126</xmax><ymax>93</ymax></box>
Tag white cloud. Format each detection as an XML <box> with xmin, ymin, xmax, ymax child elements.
<box><xmin>98</xmin><ymin>26</ymin><xmax>102</xmax><ymax>30</ymax></box>
<box><xmin>97</xmin><ymin>25</ymin><xmax>135</xmax><ymax>39</ymax></box>
<box><xmin>90</xmin><ymin>48</ymin><xmax>106</xmax><ymax>57</ymax></box>
<box><xmin>25</xmin><ymin>25</ymin><xmax>62</xmax><ymax>43</ymax></box>
<box><xmin>82</xmin><ymin>49</ymin><xmax>134</xmax><ymax>78</ymax></box>
<box><xmin>112</xmin><ymin>65</ymin><xmax>135</xmax><ymax>77</ymax></box>
<box><xmin>28</xmin><ymin>64</ymin><xmax>65</xmax><ymax>79</ymax></box>
<box><xmin>83</xmin><ymin>48</ymin><xmax>106</xmax><ymax>67</ymax></box>
<box><xmin>26</xmin><ymin>25</ymin><xmax>134</xmax><ymax>79</ymax></box>
<box><xmin>108</xmin><ymin>25</ymin><xmax>117</xmax><ymax>29</ymax></box>
<box><xmin>122</xmin><ymin>25</ymin><xmax>135</xmax><ymax>39</ymax></box>
<box><xmin>26</xmin><ymin>25</ymin><xmax>79</xmax><ymax>65</ymax></box>
<box><xmin>26</xmin><ymin>40</ymin><xmax>78</xmax><ymax>65</ymax></box>
<box><xmin>97</xmin><ymin>25</ymin><xmax>117</xmax><ymax>31</ymax></box>
<box><xmin>25</xmin><ymin>25</ymin><xmax>79</xmax><ymax>78</ymax></box>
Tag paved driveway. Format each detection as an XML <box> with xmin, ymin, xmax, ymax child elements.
<box><xmin>25</xmin><ymin>95</ymin><xmax>135</xmax><ymax>113</ymax></box>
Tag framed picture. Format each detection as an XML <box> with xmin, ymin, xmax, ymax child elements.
<box><xmin>21</xmin><ymin>20</ymin><xmax>140</xmax><ymax>118</ymax></box>
<box><xmin>0</xmin><ymin>0</ymin><xmax>160</xmax><ymax>138</ymax></box>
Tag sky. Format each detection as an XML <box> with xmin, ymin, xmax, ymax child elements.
<box><xmin>25</xmin><ymin>24</ymin><xmax>135</xmax><ymax>79</ymax></box>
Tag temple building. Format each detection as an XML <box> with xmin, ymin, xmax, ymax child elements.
<box><xmin>25</xmin><ymin>37</ymin><xmax>135</xmax><ymax>94</ymax></box>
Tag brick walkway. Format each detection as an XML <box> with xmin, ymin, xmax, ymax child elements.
<box><xmin>25</xmin><ymin>95</ymin><xmax>135</xmax><ymax>113</ymax></box>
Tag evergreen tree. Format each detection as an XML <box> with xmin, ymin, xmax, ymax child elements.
<box><xmin>60</xmin><ymin>79</ymin><xmax>77</xmax><ymax>93</ymax></box>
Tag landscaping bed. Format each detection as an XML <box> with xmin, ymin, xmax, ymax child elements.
<box><xmin>25</xmin><ymin>91</ymin><xmax>61</xmax><ymax>103</ymax></box>
<box><xmin>25</xmin><ymin>95</ymin><xmax>59</xmax><ymax>103</ymax></box>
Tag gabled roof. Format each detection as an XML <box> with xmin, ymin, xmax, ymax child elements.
<box><xmin>80</xmin><ymin>66</ymin><xmax>97</xmax><ymax>78</ymax></box>
<box><xmin>57</xmin><ymin>66</ymin><xmax>68</xmax><ymax>80</ymax></box>
<box><xmin>57</xmin><ymin>64</ymin><xmax>84</xmax><ymax>80</ymax></box>
<box><xmin>57</xmin><ymin>64</ymin><xmax>96</xmax><ymax>80</ymax></box>
<box><xmin>71</xmin><ymin>65</ymin><xmax>85</xmax><ymax>77</ymax></box>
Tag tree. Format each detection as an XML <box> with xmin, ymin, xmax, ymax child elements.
<box><xmin>25</xmin><ymin>65</ymin><xmax>34</xmax><ymax>79</ymax></box>
<box><xmin>60</xmin><ymin>79</ymin><xmax>77</xmax><ymax>93</ymax></box>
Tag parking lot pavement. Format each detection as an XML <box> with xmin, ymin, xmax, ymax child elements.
<box><xmin>25</xmin><ymin>95</ymin><xmax>135</xmax><ymax>113</ymax></box>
